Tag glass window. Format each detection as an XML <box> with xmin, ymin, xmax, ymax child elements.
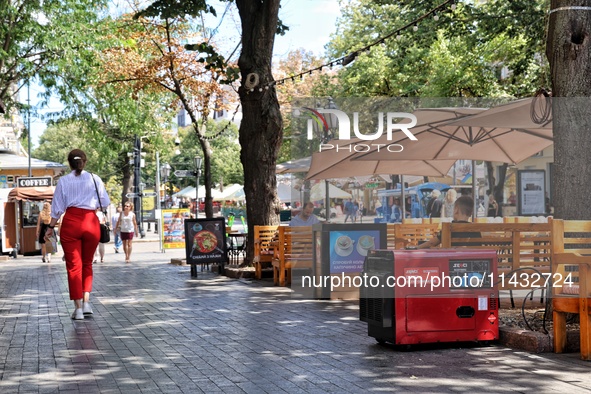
<box><xmin>22</xmin><ymin>201</ymin><xmax>43</xmax><ymax>227</ymax></box>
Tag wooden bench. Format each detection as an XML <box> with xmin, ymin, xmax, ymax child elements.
<box><xmin>440</xmin><ymin>222</ymin><xmax>552</xmax><ymax>290</ymax></box>
<box><xmin>387</xmin><ymin>223</ymin><xmax>440</xmax><ymax>249</ymax></box>
<box><xmin>272</xmin><ymin>226</ymin><xmax>313</xmax><ymax>286</ymax></box>
<box><xmin>252</xmin><ymin>225</ymin><xmax>279</xmax><ymax>280</ymax></box>
<box><xmin>551</xmin><ymin>219</ymin><xmax>591</xmax><ymax>360</ymax></box>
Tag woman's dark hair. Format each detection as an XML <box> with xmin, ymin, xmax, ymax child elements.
<box><xmin>67</xmin><ymin>149</ymin><xmax>87</xmax><ymax>176</ymax></box>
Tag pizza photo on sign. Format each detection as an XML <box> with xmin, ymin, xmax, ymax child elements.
<box><xmin>193</xmin><ymin>230</ymin><xmax>219</xmax><ymax>254</ymax></box>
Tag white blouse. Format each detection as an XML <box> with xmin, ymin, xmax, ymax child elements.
<box><xmin>119</xmin><ymin>212</ymin><xmax>135</xmax><ymax>233</ymax></box>
<box><xmin>51</xmin><ymin>171</ymin><xmax>110</xmax><ymax>219</ymax></box>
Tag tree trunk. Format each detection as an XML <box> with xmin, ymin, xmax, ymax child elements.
<box><xmin>546</xmin><ymin>1</ymin><xmax>591</xmax><ymax>220</ymax></box>
<box><xmin>236</xmin><ymin>0</ymin><xmax>283</xmax><ymax>262</ymax></box>
<box><xmin>198</xmin><ymin>135</ymin><xmax>214</xmax><ymax>219</ymax></box>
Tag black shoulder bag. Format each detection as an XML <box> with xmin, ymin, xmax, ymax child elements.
<box><xmin>91</xmin><ymin>173</ymin><xmax>111</xmax><ymax>243</ymax></box>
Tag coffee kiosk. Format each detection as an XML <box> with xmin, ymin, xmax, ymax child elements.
<box><xmin>7</xmin><ymin>185</ymin><xmax>55</xmax><ymax>255</ymax></box>
<box><xmin>0</xmin><ymin>152</ymin><xmax>66</xmax><ymax>256</ymax></box>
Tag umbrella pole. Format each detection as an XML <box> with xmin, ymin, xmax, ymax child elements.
<box><xmin>325</xmin><ymin>179</ymin><xmax>330</xmax><ymax>222</ymax></box>
<box><xmin>401</xmin><ymin>175</ymin><xmax>405</xmax><ymax>222</ymax></box>
<box><xmin>472</xmin><ymin>160</ymin><xmax>477</xmax><ymax>221</ymax></box>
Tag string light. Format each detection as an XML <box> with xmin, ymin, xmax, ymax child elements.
<box><xmin>244</xmin><ymin>0</ymin><xmax>456</xmax><ymax>93</ymax></box>
<box><xmin>195</xmin><ymin>104</ymin><xmax>241</xmax><ymax>141</ymax></box>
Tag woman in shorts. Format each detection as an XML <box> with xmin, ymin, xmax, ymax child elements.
<box><xmin>36</xmin><ymin>201</ymin><xmax>53</xmax><ymax>263</ymax></box>
<box><xmin>116</xmin><ymin>202</ymin><xmax>139</xmax><ymax>263</ymax></box>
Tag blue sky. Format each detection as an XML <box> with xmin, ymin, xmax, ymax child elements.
<box><xmin>27</xmin><ymin>0</ymin><xmax>342</xmax><ymax>148</ymax></box>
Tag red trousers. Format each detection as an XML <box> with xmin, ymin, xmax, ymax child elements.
<box><xmin>60</xmin><ymin>207</ymin><xmax>100</xmax><ymax>300</ymax></box>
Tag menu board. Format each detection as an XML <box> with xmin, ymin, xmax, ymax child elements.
<box><xmin>184</xmin><ymin>218</ymin><xmax>227</xmax><ymax>264</ymax></box>
<box><xmin>518</xmin><ymin>170</ymin><xmax>546</xmax><ymax>216</ymax></box>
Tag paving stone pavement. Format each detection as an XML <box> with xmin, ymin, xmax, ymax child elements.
<box><xmin>2</xmin><ymin>240</ymin><xmax>591</xmax><ymax>393</ymax></box>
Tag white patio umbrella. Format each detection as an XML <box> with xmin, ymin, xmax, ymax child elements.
<box><xmin>174</xmin><ymin>186</ymin><xmax>223</xmax><ymax>199</ymax></box>
<box><xmin>355</xmin><ymin>99</ymin><xmax>553</xmax><ymax>165</ymax></box>
<box><xmin>309</xmin><ymin>182</ymin><xmax>351</xmax><ymax>202</ymax></box>
<box><xmin>213</xmin><ymin>184</ymin><xmax>244</xmax><ymax>201</ymax></box>
<box><xmin>353</xmin><ymin>98</ymin><xmax>553</xmax><ymax>216</ymax></box>
<box><xmin>304</xmin><ymin>107</ymin><xmax>484</xmax><ymax>216</ymax></box>
<box><xmin>306</xmin><ymin>150</ymin><xmax>455</xmax><ymax>180</ymax></box>
<box><xmin>277</xmin><ymin>183</ymin><xmax>300</xmax><ymax>203</ymax></box>
<box><xmin>173</xmin><ymin>186</ymin><xmax>196</xmax><ymax>198</ymax></box>
<box><xmin>224</xmin><ymin>186</ymin><xmax>245</xmax><ymax>201</ymax></box>
<box><xmin>276</xmin><ymin>156</ymin><xmax>311</xmax><ymax>174</ymax></box>
<box><xmin>305</xmin><ymin>107</ymin><xmax>485</xmax><ymax>180</ymax></box>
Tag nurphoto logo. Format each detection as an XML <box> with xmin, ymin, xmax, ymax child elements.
<box><xmin>297</xmin><ymin>107</ymin><xmax>418</xmax><ymax>153</ymax></box>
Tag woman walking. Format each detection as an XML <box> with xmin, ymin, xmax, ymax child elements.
<box><xmin>45</xmin><ymin>149</ymin><xmax>110</xmax><ymax>320</ymax></box>
<box><xmin>36</xmin><ymin>201</ymin><xmax>52</xmax><ymax>263</ymax></box>
<box><xmin>116</xmin><ymin>202</ymin><xmax>139</xmax><ymax>263</ymax></box>
<box><xmin>441</xmin><ymin>189</ymin><xmax>458</xmax><ymax>219</ymax></box>
<box><xmin>94</xmin><ymin>209</ymin><xmax>107</xmax><ymax>263</ymax></box>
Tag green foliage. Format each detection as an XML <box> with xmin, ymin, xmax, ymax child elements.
<box><xmin>322</xmin><ymin>0</ymin><xmax>548</xmax><ymax>98</ymax></box>
<box><xmin>172</xmin><ymin>119</ymin><xmax>243</xmax><ymax>187</ymax></box>
<box><xmin>134</xmin><ymin>0</ymin><xmax>223</xmax><ymax>20</ymax></box>
<box><xmin>32</xmin><ymin>119</ymin><xmax>112</xmax><ymax>174</ymax></box>
<box><xmin>0</xmin><ymin>0</ymin><xmax>108</xmax><ymax>113</ymax></box>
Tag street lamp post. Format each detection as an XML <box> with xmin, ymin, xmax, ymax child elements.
<box><xmin>194</xmin><ymin>156</ymin><xmax>202</xmax><ymax>218</ymax></box>
<box><xmin>160</xmin><ymin>163</ymin><xmax>171</xmax><ymax>207</ymax></box>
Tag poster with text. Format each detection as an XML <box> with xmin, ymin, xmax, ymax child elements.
<box><xmin>518</xmin><ymin>170</ymin><xmax>546</xmax><ymax>216</ymax></box>
<box><xmin>329</xmin><ymin>230</ymin><xmax>380</xmax><ymax>274</ymax></box>
<box><xmin>184</xmin><ymin>218</ymin><xmax>227</xmax><ymax>264</ymax></box>
<box><xmin>162</xmin><ymin>208</ymin><xmax>191</xmax><ymax>249</ymax></box>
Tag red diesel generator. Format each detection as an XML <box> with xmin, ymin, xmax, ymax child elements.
<box><xmin>359</xmin><ymin>249</ymin><xmax>499</xmax><ymax>346</ymax></box>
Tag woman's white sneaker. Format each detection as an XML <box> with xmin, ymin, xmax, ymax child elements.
<box><xmin>71</xmin><ymin>308</ymin><xmax>84</xmax><ymax>320</ymax></box>
<box><xmin>82</xmin><ymin>302</ymin><xmax>93</xmax><ymax>315</ymax></box>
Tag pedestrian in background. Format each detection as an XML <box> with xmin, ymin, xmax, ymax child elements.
<box><xmin>116</xmin><ymin>202</ymin><xmax>139</xmax><ymax>263</ymax></box>
<box><xmin>426</xmin><ymin>190</ymin><xmax>442</xmax><ymax>218</ymax></box>
<box><xmin>351</xmin><ymin>200</ymin><xmax>359</xmax><ymax>223</ymax></box>
<box><xmin>290</xmin><ymin>201</ymin><xmax>320</xmax><ymax>227</ymax></box>
<box><xmin>488</xmin><ymin>193</ymin><xmax>499</xmax><ymax>217</ymax></box>
<box><xmin>94</xmin><ymin>209</ymin><xmax>107</xmax><ymax>263</ymax></box>
<box><xmin>45</xmin><ymin>149</ymin><xmax>110</xmax><ymax>320</ymax></box>
<box><xmin>441</xmin><ymin>189</ymin><xmax>458</xmax><ymax>219</ymax></box>
<box><xmin>374</xmin><ymin>198</ymin><xmax>383</xmax><ymax>217</ymax></box>
<box><xmin>111</xmin><ymin>205</ymin><xmax>122</xmax><ymax>253</ymax></box>
<box><xmin>390</xmin><ymin>198</ymin><xmax>403</xmax><ymax>223</ymax></box>
<box><xmin>343</xmin><ymin>199</ymin><xmax>354</xmax><ymax>223</ymax></box>
<box><xmin>36</xmin><ymin>201</ymin><xmax>52</xmax><ymax>263</ymax></box>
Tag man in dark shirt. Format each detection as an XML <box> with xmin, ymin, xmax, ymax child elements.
<box><xmin>418</xmin><ymin>195</ymin><xmax>481</xmax><ymax>249</ymax></box>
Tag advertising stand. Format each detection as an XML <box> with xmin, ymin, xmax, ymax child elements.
<box><xmin>161</xmin><ymin>208</ymin><xmax>191</xmax><ymax>249</ymax></box>
<box><xmin>310</xmin><ymin>223</ymin><xmax>387</xmax><ymax>299</ymax></box>
<box><xmin>184</xmin><ymin>218</ymin><xmax>227</xmax><ymax>277</ymax></box>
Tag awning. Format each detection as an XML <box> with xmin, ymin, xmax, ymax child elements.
<box><xmin>8</xmin><ymin>186</ymin><xmax>55</xmax><ymax>201</ymax></box>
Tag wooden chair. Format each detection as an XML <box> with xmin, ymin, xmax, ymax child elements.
<box><xmin>440</xmin><ymin>222</ymin><xmax>552</xmax><ymax>288</ymax></box>
<box><xmin>387</xmin><ymin>223</ymin><xmax>440</xmax><ymax>249</ymax></box>
<box><xmin>272</xmin><ymin>226</ymin><xmax>313</xmax><ymax>286</ymax></box>
<box><xmin>252</xmin><ymin>225</ymin><xmax>279</xmax><ymax>280</ymax></box>
<box><xmin>551</xmin><ymin>219</ymin><xmax>591</xmax><ymax>360</ymax></box>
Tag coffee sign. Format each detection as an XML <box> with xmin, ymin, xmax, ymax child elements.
<box><xmin>17</xmin><ymin>176</ymin><xmax>52</xmax><ymax>188</ymax></box>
